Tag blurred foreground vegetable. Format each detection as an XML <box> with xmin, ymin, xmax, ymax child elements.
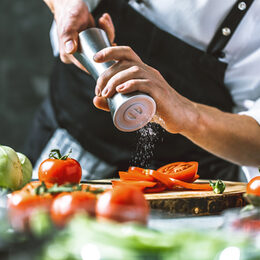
<box><xmin>0</xmin><ymin>145</ymin><xmax>32</xmax><ymax>190</ymax></box>
<box><xmin>0</xmin><ymin>145</ymin><xmax>23</xmax><ymax>190</ymax></box>
<box><xmin>96</xmin><ymin>185</ymin><xmax>149</xmax><ymax>224</ymax></box>
<box><xmin>39</xmin><ymin>214</ymin><xmax>259</xmax><ymax>260</ymax></box>
<box><xmin>17</xmin><ymin>152</ymin><xmax>33</xmax><ymax>188</ymax></box>
<box><xmin>245</xmin><ymin>175</ymin><xmax>260</xmax><ymax>207</ymax></box>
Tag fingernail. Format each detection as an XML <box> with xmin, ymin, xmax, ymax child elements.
<box><xmin>93</xmin><ymin>52</ymin><xmax>102</xmax><ymax>61</ymax></box>
<box><xmin>117</xmin><ymin>85</ymin><xmax>125</xmax><ymax>91</ymax></box>
<box><xmin>102</xmin><ymin>88</ymin><xmax>109</xmax><ymax>97</ymax></box>
<box><xmin>65</xmin><ymin>40</ymin><xmax>74</xmax><ymax>53</ymax></box>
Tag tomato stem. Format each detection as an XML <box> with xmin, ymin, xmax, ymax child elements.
<box><xmin>49</xmin><ymin>149</ymin><xmax>72</xmax><ymax>160</ymax></box>
<box><xmin>34</xmin><ymin>182</ymin><xmax>104</xmax><ymax>195</ymax></box>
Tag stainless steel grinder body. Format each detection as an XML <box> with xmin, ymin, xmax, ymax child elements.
<box><xmin>74</xmin><ymin>28</ymin><xmax>156</xmax><ymax>132</ymax></box>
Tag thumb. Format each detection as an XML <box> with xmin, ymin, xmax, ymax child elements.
<box><xmin>64</xmin><ymin>40</ymin><xmax>77</xmax><ymax>54</ymax></box>
<box><xmin>62</xmin><ymin>29</ymin><xmax>79</xmax><ymax>54</ymax></box>
<box><xmin>93</xmin><ymin>96</ymin><xmax>110</xmax><ymax>111</ymax></box>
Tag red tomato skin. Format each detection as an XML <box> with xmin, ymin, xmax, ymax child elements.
<box><xmin>8</xmin><ymin>190</ymin><xmax>53</xmax><ymax>231</ymax></box>
<box><xmin>38</xmin><ymin>158</ymin><xmax>82</xmax><ymax>185</ymax></box>
<box><xmin>247</xmin><ymin>176</ymin><xmax>260</xmax><ymax>196</ymax></box>
<box><xmin>96</xmin><ymin>185</ymin><xmax>149</xmax><ymax>224</ymax></box>
<box><xmin>157</xmin><ymin>161</ymin><xmax>198</xmax><ymax>182</ymax></box>
<box><xmin>50</xmin><ymin>191</ymin><xmax>96</xmax><ymax>227</ymax></box>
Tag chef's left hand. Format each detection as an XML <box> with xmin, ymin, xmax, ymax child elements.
<box><xmin>93</xmin><ymin>46</ymin><xmax>198</xmax><ymax>134</ymax></box>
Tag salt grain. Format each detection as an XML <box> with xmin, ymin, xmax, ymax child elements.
<box><xmin>130</xmin><ymin>122</ymin><xmax>163</xmax><ymax>168</ymax></box>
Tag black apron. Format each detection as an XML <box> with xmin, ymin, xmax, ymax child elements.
<box><xmin>27</xmin><ymin>0</ymin><xmax>254</xmax><ymax>180</ymax></box>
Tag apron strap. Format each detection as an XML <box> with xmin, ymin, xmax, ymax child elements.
<box><xmin>207</xmin><ymin>0</ymin><xmax>254</xmax><ymax>57</ymax></box>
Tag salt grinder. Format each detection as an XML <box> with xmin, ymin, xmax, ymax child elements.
<box><xmin>74</xmin><ymin>28</ymin><xmax>156</xmax><ymax>132</ymax></box>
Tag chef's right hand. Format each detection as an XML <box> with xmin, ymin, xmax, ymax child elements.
<box><xmin>43</xmin><ymin>0</ymin><xmax>115</xmax><ymax>71</ymax></box>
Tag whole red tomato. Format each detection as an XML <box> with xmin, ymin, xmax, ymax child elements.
<box><xmin>96</xmin><ymin>185</ymin><xmax>149</xmax><ymax>224</ymax></box>
<box><xmin>51</xmin><ymin>191</ymin><xmax>96</xmax><ymax>227</ymax></box>
<box><xmin>247</xmin><ymin>176</ymin><xmax>260</xmax><ymax>196</ymax></box>
<box><xmin>38</xmin><ymin>149</ymin><xmax>82</xmax><ymax>185</ymax></box>
<box><xmin>8</xmin><ymin>189</ymin><xmax>53</xmax><ymax>231</ymax></box>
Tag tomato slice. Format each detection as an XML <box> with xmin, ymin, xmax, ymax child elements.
<box><xmin>119</xmin><ymin>171</ymin><xmax>155</xmax><ymax>182</ymax></box>
<box><xmin>186</xmin><ymin>174</ymin><xmax>200</xmax><ymax>183</ymax></box>
<box><xmin>144</xmin><ymin>183</ymin><xmax>167</xmax><ymax>193</ymax></box>
<box><xmin>169</xmin><ymin>178</ymin><xmax>212</xmax><ymax>191</ymax></box>
<box><xmin>157</xmin><ymin>161</ymin><xmax>198</xmax><ymax>182</ymax></box>
<box><xmin>128</xmin><ymin>166</ymin><xmax>146</xmax><ymax>174</ymax></box>
<box><xmin>111</xmin><ymin>180</ymin><xmax>157</xmax><ymax>191</ymax></box>
<box><xmin>150</xmin><ymin>171</ymin><xmax>212</xmax><ymax>191</ymax></box>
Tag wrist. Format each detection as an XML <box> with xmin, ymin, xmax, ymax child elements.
<box><xmin>179</xmin><ymin>99</ymin><xmax>203</xmax><ymax>138</ymax></box>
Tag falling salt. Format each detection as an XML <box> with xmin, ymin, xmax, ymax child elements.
<box><xmin>130</xmin><ymin>120</ymin><xmax>164</xmax><ymax>168</ymax></box>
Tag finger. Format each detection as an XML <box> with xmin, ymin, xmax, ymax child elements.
<box><xmin>116</xmin><ymin>79</ymin><xmax>154</xmax><ymax>96</ymax></box>
<box><xmin>57</xmin><ymin>6</ymin><xmax>95</xmax><ymax>55</ymax></box>
<box><xmin>94</xmin><ymin>46</ymin><xmax>141</xmax><ymax>63</ymax></box>
<box><xmin>100</xmin><ymin>65</ymin><xmax>146</xmax><ymax>98</ymax></box>
<box><xmin>93</xmin><ymin>96</ymin><xmax>110</xmax><ymax>111</ymax></box>
<box><xmin>59</xmin><ymin>24</ymin><xmax>79</xmax><ymax>54</ymax></box>
<box><xmin>95</xmin><ymin>60</ymin><xmax>132</xmax><ymax>95</ymax></box>
<box><xmin>98</xmin><ymin>13</ymin><xmax>115</xmax><ymax>44</ymax></box>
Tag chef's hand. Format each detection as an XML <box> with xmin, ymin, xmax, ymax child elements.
<box><xmin>43</xmin><ymin>0</ymin><xmax>115</xmax><ymax>71</ymax></box>
<box><xmin>93</xmin><ymin>46</ymin><xmax>198</xmax><ymax>134</ymax></box>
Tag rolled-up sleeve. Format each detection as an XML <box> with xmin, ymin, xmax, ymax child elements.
<box><xmin>84</xmin><ymin>0</ymin><xmax>101</xmax><ymax>11</ymax></box>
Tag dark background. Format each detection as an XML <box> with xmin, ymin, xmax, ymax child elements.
<box><xmin>0</xmin><ymin>0</ymin><xmax>53</xmax><ymax>153</ymax></box>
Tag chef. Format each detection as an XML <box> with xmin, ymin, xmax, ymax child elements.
<box><xmin>26</xmin><ymin>0</ymin><xmax>260</xmax><ymax>181</ymax></box>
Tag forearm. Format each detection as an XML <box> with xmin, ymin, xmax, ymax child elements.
<box><xmin>182</xmin><ymin>103</ymin><xmax>260</xmax><ymax>166</ymax></box>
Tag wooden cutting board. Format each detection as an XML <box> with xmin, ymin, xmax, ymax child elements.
<box><xmin>86</xmin><ymin>179</ymin><xmax>247</xmax><ymax>216</ymax></box>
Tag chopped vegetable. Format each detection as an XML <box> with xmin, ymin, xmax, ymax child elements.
<box><xmin>112</xmin><ymin>180</ymin><xmax>158</xmax><ymax>191</ymax></box>
<box><xmin>209</xmin><ymin>180</ymin><xmax>226</xmax><ymax>194</ymax></box>
<box><xmin>157</xmin><ymin>161</ymin><xmax>198</xmax><ymax>182</ymax></box>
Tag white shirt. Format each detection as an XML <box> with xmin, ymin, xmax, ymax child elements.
<box><xmin>50</xmin><ymin>0</ymin><xmax>260</xmax><ymax>180</ymax></box>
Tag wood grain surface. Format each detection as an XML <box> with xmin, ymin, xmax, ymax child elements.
<box><xmin>86</xmin><ymin>180</ymin><xmax>247</xmax><ymax>216</ymax></box>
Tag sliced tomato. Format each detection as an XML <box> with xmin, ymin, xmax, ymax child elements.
<box><xmin>119</xmin><ymin>171</ymin><xmax>155</xmax><ymax>182</ymax></box>
<box><xmin>128</xmin><ymin>166</ymin><xmax>145</xmax><ymax>174</ymax></box>
<box><xmin>144</xmin><ymin>182</ymin><xmax>167</xmax><ymax>193</ymax></box>
<box><xmin>157</xmin><ymin>161</ymin><xmax>198</xmax><ymax>182</ymax></box>
<box><xmin>169</xmin><ymin>178</ymin><xmax>212</xmax><ymax>191</ymax></box>
<box><xmin>186</xmin><ymin>174</ymin><xmax>200</xmax><ymax>183</ymax></box>
<box><xmin>150</xmin><ymin>171</ymin><xmax>212</xmax><ymax>191</ymax></box>
<box><xmin>111</xmin><ymin>180</ymin><xmax>157</xmax><ymax>191</ymax></box>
